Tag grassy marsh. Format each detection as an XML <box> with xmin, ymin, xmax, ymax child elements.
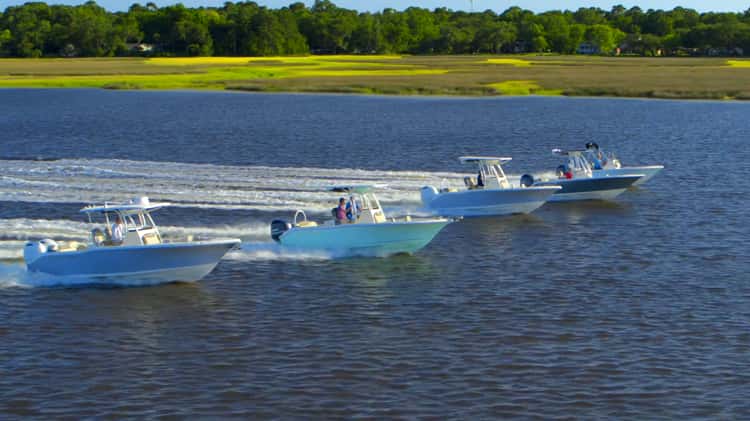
<box><xmin>1</xmin><ymin>55</ymin><xmax>749</xmax><ymax>99</ymax></box>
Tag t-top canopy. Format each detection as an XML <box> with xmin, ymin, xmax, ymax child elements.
<box><xmin>459</xmin><ymin>156</ymin><xmax>512</xmax><ymax>165</ymax></box>
<box><xmin>552</xmin><ymin>149</ymin><xmax>587</xmax><ymax>156</ymax></box>
<box><xmin>80</xmin><ymin>196</ymin><xmax>170</xmax><ymax>214</ymax></box>
<box><xmin>329</xmin><ymin>185</ymin><xmax>380</xmax><ymax>194</ymax></box>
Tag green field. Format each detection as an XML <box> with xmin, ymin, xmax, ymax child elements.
<box><xmin>1</xmin><ymin>55</ymin><xmax>750</xmax><ymax>100</ymax></box>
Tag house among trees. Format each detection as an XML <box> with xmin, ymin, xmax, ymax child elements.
<box><xmin>125</xmin><ymin>43</ymin><xmax>154</xmax><ymax>54</ymax></box>
<box><xmin>512</xmin><ymin>41</ymin><xmax>529</xmax><ymax>54</ymax></box>
<box><xmin>576</xmin><ymin>42</ymin><xmax>600</xmax><ymax>55</ymax></box>
<box><xmin>706</xmin><ymin>47</ymin><xmax>744</xmax><ymax>57</ymax></box>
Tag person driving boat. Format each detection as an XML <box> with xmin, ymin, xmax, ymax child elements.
<box><xmin>111</xmin><ymin>215</ymin><xmax>125</xmax><ymax>244</ymax></box>
<box><xmin>346</xmin><ymin>195</ymin><xmax>359</xmax><ymax>221</ymax></box>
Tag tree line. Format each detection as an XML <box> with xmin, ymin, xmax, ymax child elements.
<box><xmin>1</xmin><ymin>0</ymin><xmax>750</xmax><ymax>58</ymax></box>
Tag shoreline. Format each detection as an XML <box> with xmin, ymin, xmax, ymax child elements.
<box><xmin>3</xmin><ymin>85</ymin><xmax>750</xmax><ymax>103</ymax></box>
<box><xmin>1</xmin><ymin>54</ymin><xmax>749</xmax><ymax>101</ymax></box>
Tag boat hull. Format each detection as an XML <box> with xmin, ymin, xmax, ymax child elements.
<box><xmin>279</xmin><ymin>220</ymin><xmax>450</xmax><ymax>257</ymax></box>
<box><xmin>25</xmin><ymin>239</ymin><xmax>240</xmax><ymax>283</ymax></box>
<box><xmin>538</xmin><ymin>175</ymin><xmax>642</xmax><ymax>202</ymax></box>
<box><xmin>423</xmin><ymin>187</ymin><xmax>560</xmax><ymax>217</ymax></box>
<box><xmin>595</xmin><ymin>165</ymin><xmax>664</xmax><ymax>186</ymax></box>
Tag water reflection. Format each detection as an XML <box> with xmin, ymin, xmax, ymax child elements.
<box><xmin>540</xmin><ymin>200</ymin><xmax>633</xmax><ymax>225</ymax></box>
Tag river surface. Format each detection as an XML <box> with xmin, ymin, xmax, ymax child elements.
<box><xmin>1</xmin><ymin>89</ymin><xmax>749</xmax><ymax>418</ymax></box>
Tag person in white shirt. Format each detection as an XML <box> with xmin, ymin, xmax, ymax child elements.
<box><xmin>111</xmin><ymin>215</ymin><xmax>125</xmax><ymax>244</ymax></box>
<box><xmin>346</xmin><ymin>195</ymin><xmax>359</xmax><ymax>222</ymax></box>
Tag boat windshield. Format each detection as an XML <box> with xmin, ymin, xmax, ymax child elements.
<box><xmin>566</xmin><ymin>153</ymin><xmax>593</xmax><ymax>176</ymax></box>
<box><xmin>329</xmin><ymin>190</ymin><xmax>386</xmax><ymax>225</ymax></box>
<box><xmin>122</xmin><ymin>212</ymin><xmax>156</xmax><ymax>230</ymax></box>
<box><xmin>85</xmin><ymin>209</ymin><xmax>162</xmax><ymax>247</ymax></box>
<box><xmin>466</xmin><ymin>161</ymin><xmax>511</xmax><ymax>189</ymax></box>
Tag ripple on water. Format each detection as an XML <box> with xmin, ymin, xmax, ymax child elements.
<box><xmin>1</xmin><ymin>93</ymin><xmax>750</xmax><ymax>418</ymax></box>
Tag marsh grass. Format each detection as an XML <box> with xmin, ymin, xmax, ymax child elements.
<box><xmin>726</xmin><ymin>60</ymin><xmax>750</xmax><ymax>68</ymax></box>
<box><xmin>1</xmin><ymin>55</ymin><xmax>749</xmax><ymax>100</ymax></box>
<box><xmin>485</xmin><ymin>58</ymin><xmax>532</xmax><ymax>66</ymax></box>
<box><xmin>486</xmin><ymin>80</ymin><xmax>563</xmax><ymax>95</ymax></box>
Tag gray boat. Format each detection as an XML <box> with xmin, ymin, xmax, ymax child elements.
<box><xmin>523</xmin><ymin>149</ymin><xmax>643</xmax><ymax>202</ymax></box>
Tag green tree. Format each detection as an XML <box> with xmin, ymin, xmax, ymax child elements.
<box><xmin>574</xmin><ymin>7</ymin><xmax>606</xmax><ymax>25</ymax></box>
<box><xmin>540</xmin><ymin>12</ymin><xmax>573</xmax><ymax>53</ymax></box>
<box><xmin>474</xmin><ymin>21</ymin><xmax>516</xmax><ymax>53</ymax></box>
<box><xmin>0</xmin><ymin>28</ymin><xmax>11</xmax><ymax>53</ymax></box>
<box><xmin>2</xmin><ymin>2</ymin><xmax>53</xmax><ymax>57</ymax></box>
<box><xmin>349</xmin><ymin>12</ymin><xmax>383</xmax><ymax>53</ymax></box>
<box><xmin>380</xmin><ymin>8</ymin><xmax>409</xmax><ymax>53</ymax></box>
<box><xmin>68</xmin><ymin>2</ymin><xmax>117</xmax><ymax>56</ymax></box>
<box><xmin>585</xmin><ymin>24</ymin><xmax>625</xmax><ymax>53</ymax></box>
<box><xmin>2</xmin><ymin>1</ymin><xmax>750</xmax><ymax>58</ymax></box>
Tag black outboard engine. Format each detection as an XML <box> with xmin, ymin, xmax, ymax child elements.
<box><xmin>520</xmin><ymin>174</ymin><xmax>534</xmax><ymax>187</ymax></box>
<box><xmin>270</xmin><ymin>219</ymin><xmax>292</xmax><ymax>242</ymax></box>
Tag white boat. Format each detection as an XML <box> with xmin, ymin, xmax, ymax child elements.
<box><xmin>271</xmin><ymin>186</ymin><xmax>451</xmax><ymax>257</ymax></box>
<box><xmin>584</xmin><ymin>142</ymin><xmax>664</xmax><ymax>185</ymax></box>
<box><xmin>420</xmin><ymin>156</ymin><xmax>561</xmax><ymax>217</ymax></box>
<box><xmin>23</xmin><ymin>197</ymin><xmax>240</xmax><ymax>284</ymax></box>
<box><xmin>526</xmin><ymin>149</ymin><xmax>643</xmax><ymax>202</ymax></box>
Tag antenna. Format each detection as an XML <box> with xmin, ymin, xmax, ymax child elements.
<box><xmin>469</xmin><ymin>0</ymin><xmax>474</xmax><ymax>12</ymax></box>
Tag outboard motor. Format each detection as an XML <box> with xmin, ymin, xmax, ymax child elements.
<box><xmin>270</xmin><ymin>219</ymin><xmax>292</xmax><ymax>242</ymax></box>
<box><xmin>420</xmin><ymin>186</ymin><xmax>439</xmax><ymax>206</ymax></box>
<box><xmin>520</xmin><ymin>174</ymin><xmax>534</xmax><ymax>188</ymax></box>
<box><xmin>24</xmin><ymin>239</ymin><xmax>57</xmax><ymax>267</ymax></box>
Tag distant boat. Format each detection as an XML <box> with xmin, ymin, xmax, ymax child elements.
<box><xmin>584</xmin><ymin>142</ymin><xmax>664</xmax><ymax>185</ymax></box>
<box><xmin>525</xmin><ymin>149</ymin><xmax>643</xmax><ymax>201</ymax></box>
<box><xmin>270</xmin><ymin>185</ymin><xmax>451</xmax><ymax>257</ymax></box>
<box><xmin>420</xmin><ymin>156</ymin><xmax>560</xmax><ymax>217</ymax></box>
<box><xmin>24</xmin><ymin>197</ymin><xmax>240</xmax><ymax>284</ymax></box>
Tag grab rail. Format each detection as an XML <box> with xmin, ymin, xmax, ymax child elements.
<box><xmin>293</xmin><ymin>210</ymin><xmax>307</xmax><ymax>225</ymax></box>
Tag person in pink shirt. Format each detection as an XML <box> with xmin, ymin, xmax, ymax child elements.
<box><xmin>335</xmin><ymin>197</ymin><xmax>347</xmax><ymax>224</ymax></box>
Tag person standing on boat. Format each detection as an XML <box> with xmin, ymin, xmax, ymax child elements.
<box><xmin>346</xmin><ymin>195</ymin><xmax>359</xmax><ymax>222</ymax></box>
<box><xmin>335</xmin><ymin>198</ymin><xmax>347</xmax><ymax>225</ymax></box>
<box><xmin>591</xmin><ymin>154</ymin><xmax>603</xmax><ymax>170</ymax></box>
<box><xmin>111</xmin><ymin>215</ymin><xmax>125</xmax><ymax>244</ymax></box>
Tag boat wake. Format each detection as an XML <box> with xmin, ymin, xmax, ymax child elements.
<box><xmin>0</xmin><ymin>241</ymin><xmax>335</xmax><ymax>288</ymax></box>
<box><xmin>0</xmin><ymin>263</ymin><xmax>28</xmax><ymax>288</ymax></box>
<box><xmin>0</xmin><ymin>265</ymin><xmax>205</xmax><ymax>288</ymax></box>
<box><xmin>226</xmin><ymin>242</ymin><xmax>335</xmax><ymax>262</ymax></box>
<box><xmin>0</xmin><ymin>158</ymin><xmax>465</xmax><ymax>211</ymax></box>
<box><xmin>0</xmin><ymin>158</ymin><xmax>467</xmax><ymax>265</ymax></box>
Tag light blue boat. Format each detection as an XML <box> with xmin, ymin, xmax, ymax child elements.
<box><xmin>271</xmin><ymin>186</ymin><xmax>451</xmax><ymax>257</ymax></box>
<box><xmin>421</xmin><ymin>156</ymin><xmax>561</xmax><ymax>217</ymax></box>
<box><xmin>24</xmin><ymin>197</ymin><xmax>240</xmax><ymax>284</ymax></box>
